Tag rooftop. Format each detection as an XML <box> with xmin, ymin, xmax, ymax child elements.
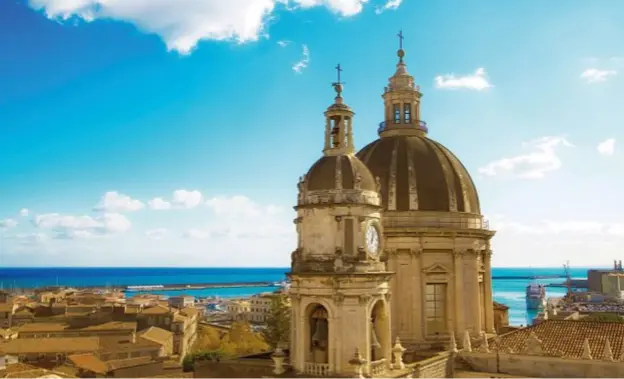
<box><xmin>0</xmin><ymin>337</ymin><xmax>100</xmax><ymax>354</ymax></box>
<box><xmin>494</xmin><ymin>319</ymin><xmax>624</xmax><ymax>359</ymax></box>
<box><xmin>19</xmin><ymin>321</ymin><xmax>136</xmax><ymax>333</ymax></box>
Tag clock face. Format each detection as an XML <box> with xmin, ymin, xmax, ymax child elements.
<box><xmin>365</xmin><ymin>224</ymin><xmax>380</xmax><ymax>257</ymax></box>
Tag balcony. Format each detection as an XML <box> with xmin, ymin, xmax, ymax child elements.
<box><xmin>378</xmin><ymin>120</ymin><xmax>428</xmax><ymax>135</ymax></box>
<box><xmin>304</xmin><ymin>362</ymin><xmax>331</xmax><ymax>377</ymax></box>
<box><xmin>383</xmin><ymin>215</ymin><xmax>490</xmax><ymax>230</ymax></box>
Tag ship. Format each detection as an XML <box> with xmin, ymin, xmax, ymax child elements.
<box><xmin>526</xmin><ymin>283</ymin><xmax>546</xmax><ymax>310</ymax></box>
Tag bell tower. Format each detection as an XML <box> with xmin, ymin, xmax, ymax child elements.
<box><xmin>289</xmin><ymin>66</ymin><xmax>395</xmax><ymax>377</ymax></box>
<box><xmin>379</xmin><ymin>30</ymin><xmax>428</xmax><ymax>138</ymax></box>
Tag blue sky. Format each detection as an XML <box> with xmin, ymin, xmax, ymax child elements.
<box><xmin>1</xmin><ymin>0</ymin><xmax>623</xmax><ymax>267</ymax></box>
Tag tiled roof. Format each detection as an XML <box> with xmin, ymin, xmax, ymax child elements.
<box><xmin>106</xmin><ymin>356</ymin><xmax>153</xmax><ymax>371</ymax></box>
<box><xmin>141</xmin><ymin>305</ymin><xmax>171</xmax><ymax>315</ymax></box>
<box><xmin>493</xmin><ymin>301</ymin><xmax>509</xmax><ymax>311</ymax></box>
<box><xmin>18</xmin><ymin>321</ymin><xmax>136</xmax><ymax>333</ymax></box>
<box><xmin>0</xmin><ymin>303</ymin><xmax>13</xmax><ymax>312</ymax></box>
<box><xmin>68</xmin><ymin>354</ymin><xmax>108</xmax><ymax>374</ymax></box>
<box><xmin>180</xmin><ymin>307</ymin><xmax>199</xmax><ymax>318</ymax></box>
<box><xmin>0</xmin><ymin>337</ymin><xmax>100</xmax><ymax>354</ymax></box>
<box><xmin>138</xmin><ymin>326</ymin><xmax>173</xmax><ymax>346</ymax></box>
<box><xmin>99</xmin><ymin>337</ymin><xmax>161</xmax><ymax>353</ymax></box>
<box><xmin>493</xmin><ymin>319</ymin><xmax>624</xmax><ymax>358</ymax></box>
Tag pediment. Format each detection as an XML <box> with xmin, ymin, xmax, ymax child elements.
<box><xmin>422</xmin><ymin>263</ymin><xmax>450</xmax><ymax>274</ymax></box>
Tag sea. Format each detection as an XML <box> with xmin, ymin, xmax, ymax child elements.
<box><xmin>0</xmin><ymin>266</ymin><xmax>594</xmax><ymax>327</ymax></box>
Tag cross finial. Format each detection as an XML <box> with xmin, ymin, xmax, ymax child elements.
<box><xmin>397</xmin><ymin>30</ymin><xmax>404</xmax><ymax>50</ymax></box>
<box><xmin>335</xmin><ymin>63</ymin><xmax>343</xmax><ymax>84</ymax></box>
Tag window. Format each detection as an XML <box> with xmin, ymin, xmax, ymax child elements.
<box><xmin>393</xmin><ymin>104</ymin><xmax>401</xmax><ymax>123</ymax></box>
<box><xmin>425</xmin><ymin>283</ymin><xmax>447</xmax><ymax>334</ymax></box>
<box><xmin>403</xmin><ymin>103</ymin><xmax>411</xmax><ymax>123</ymax></box>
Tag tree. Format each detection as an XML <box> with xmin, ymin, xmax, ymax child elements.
<box><xmin>221</xmin><ymin>320</ymin><xmax>269</xmax><ymax>356</ymax></box>
<box><xmin>262</xmin><ymin>293</ymin><xmax>291</xmax><ymax>349</ymax></box>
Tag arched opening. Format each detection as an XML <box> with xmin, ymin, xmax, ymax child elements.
<box><xmin>369</xmin><ymin>300</ymin><xmax>390</xmax><ymax>371</ymax></box>
<box><xmin>304</xmin><ymin>303</ymin><xmax>331</xmax><ymax>376</ymax></box>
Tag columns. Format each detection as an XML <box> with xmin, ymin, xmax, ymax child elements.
<box><xmin>324</xmin><ymin>118</ymin><xmax>331</xmax><ymax>150</ymax></box>
<box><xmin>453</xmin><ymin>250</ymin><xmax>464</xmax><ymax>339</ymax></box>
<box><xmin>412</xmin><ymin>249</ymin><xmax>423</xmax><ymax>341</ymax></box>
<box><xmin>483</xmin><ymin>250</ymin><xmax>495</xmax><ymax>333</ymax></box>
<box><xmin>470</xmin><ymin>253</ymin><xmax>482</xmax><ymax>335</ymax></box>
<box><xmin>347</xmin><ymin>117</ymin><xmax>353</xmax><ymax>151</ymax></box>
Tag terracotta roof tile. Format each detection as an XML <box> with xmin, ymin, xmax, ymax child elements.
<box><xmin>493</xmin><ymin>320</ymin><xmax>624</xmax><ymax>358</ymax></box>
<box><xmin>138</xmin><ymin>326</ymin><xmax>173</xmax><ymax>346</ymax></box>
<box><xmin>142</xmin><ymin>305</ymin><xmax>171</xmax><ymax>315</ymax></box>
<box><xmin>493</xmin><ymin>301</ymin><xmax>509</xmax><ymax>310</ymax></box>
<box><xmin>68</xmin><ymin>354</ymin><xmax>108</xmax><ymax>374</ymax></box>
<box><xmin>0</xmin><ymin>337</ymin><xmax>100</xmax><ymax>354</ymax></box>
<box><xmin>105</xmin><ymin>356</ymin><xmax>153</xmax><ymax>371</ymax></box>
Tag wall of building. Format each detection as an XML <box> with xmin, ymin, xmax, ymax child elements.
<box><xmin>460</xmin><ymin>351</ymin><xmax>624</xmax><ymax>378</ymax></box>
<box><xmin>112</xmin><ymin>361</ymin><xmax>164</xmax><ymax>378</ymax></box>
<box><xmin>411</xmin><ymin>351</ymin><xmax>454</xmax><ymax>378</ymax></box>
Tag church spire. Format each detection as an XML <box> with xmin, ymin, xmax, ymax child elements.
<box><xmin>378</xmin><ymin>30</ymin><xmax>428</xmax><ymax>138</ymax></box>
<box><xmin>323</xmin><ymin>64</ymin><xmax>355</xmax><ymax>156</ymax></box>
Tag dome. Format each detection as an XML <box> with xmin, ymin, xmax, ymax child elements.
<box><xmin>356</xmin><ymin>135</ymin><xmax>481</xmax><ymax>213</ymax></box>
<box><xmin>305</xmin><ymin>154</ymin><xmax>377</xmax><ymax>192</ymax></box>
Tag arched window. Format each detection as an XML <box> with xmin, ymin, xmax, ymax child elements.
<box><xmin>404</xmin><ymin>104</ymin><xmax>411</xmax><ymax>123</ymax></box>
<box><xmin>393</xmin><ymin>104</ymin><xmax>400</xmax><ymax>124</ymax></box>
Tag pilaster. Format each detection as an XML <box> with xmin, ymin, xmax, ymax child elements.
<box><xmin>483</xmin><ymin>249</ymin><xmax>495</xmax><ymax>333</ymax></box>
<box><xmin>453</xmin><ymin>249</ymin><xmax>465</xmax><ymax>338</ymax></box>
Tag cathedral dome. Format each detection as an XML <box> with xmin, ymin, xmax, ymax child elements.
<box><xmin>357</xmin><ymin>134</ymin><xmax>481</xmax><ymax>213</ymax></box>
<box><xmin>305</xmin><ymin>154</ymin><xmax>377</xmax><ymax>192</ymax></box>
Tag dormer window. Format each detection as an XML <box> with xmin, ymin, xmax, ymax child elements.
<box><xmin>393</xmin><ymin>104</ymin><xmax>400</xmax><ymax>124</ymax></box>
<box><xmin>404</xmin><ymin>104</ymin><xmax>411</xmax><ymax>123</ymax></box>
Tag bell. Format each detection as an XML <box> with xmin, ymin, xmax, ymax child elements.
<box><xmin>312</xmin><ymin>318</ymin><xmax>328</xmax><ymax>344</ymax></box>
<box><xmin>370</xmin><ymin>321</ymin><xmax>381</xmax><ymax>349</ymax></box>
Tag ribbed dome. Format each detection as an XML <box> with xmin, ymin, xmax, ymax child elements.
<box><xmin>305</xmin><ymin>154</ymin><xmax>377</xmax><ymax>192</ymax></box>
<box><xmin>356</xmin><ymin>135</ymin><xmax>481</xmax><ymax>213</ymax></box>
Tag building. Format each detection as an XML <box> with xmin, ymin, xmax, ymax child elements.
<box><xmin>587</xmin><ymin>261</ymin><xmax>624</xmax><ymax>296</ymax></box>
<box><xmin>227</xmin><ymin>300</ymin><xmax>251</xmax><ymax>322</ymax></box>
<box><xmin>459</xmin><ymin>319</ymin><xmax>624</xmax><ymax>377</ymax></box>
<box><xmin>168</xmin><ymin>296</ymin><xmax>195</xmax><ymax>310</ymax></box>
<box><xmin>492</xmin><ymin>302</ymin><xmax>510</xmax><ymax>334</ymax></box>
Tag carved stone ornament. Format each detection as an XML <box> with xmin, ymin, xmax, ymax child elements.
<box><xmin>385</xmin><ymin>293</ymin><xmax>392</xmax><ymax>303</ymax></box>
<box><xmin>335</xmin><ymin>216</ymin><xmax>343</xmax><ymax>222</ymax></box>
<box><xmin>375</xmin><ymin>176</ymin><xmax>382</xmax><ymax>193</ymax></box>
<box><xmin>354</xmin><ymin>173</ymin><xmax>362</xmax><ymax>190</ymax></box>
<box><xmin>332</xmin><ymin>293</ymin><xmax>345</xmax><ymax>306</ymax></box>
<box><xmin>522</xmin><ymin>332</ymin><xmax>543</xmax><ymax>356</ymax></box>
<box><xmin>359</xmin><ymin>294</ymin><xmax>371</xmax><ymax>305</ymax></box>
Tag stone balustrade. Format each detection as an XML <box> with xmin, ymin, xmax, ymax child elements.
<box><xmin>304</xmin><ymin>362</ymin><xmax>331</xmax><ymax>377</ymax></box>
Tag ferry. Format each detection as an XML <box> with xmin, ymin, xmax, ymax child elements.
<box><xmin>526</xmin><ymin>283</ymin><xmax>546</xmax><ymax>310</ymax></box>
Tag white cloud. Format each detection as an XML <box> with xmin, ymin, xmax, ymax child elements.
<box><xmin>28</xmin><ymin>0</ymin><xmax>369</xmax><ymax>55</ymax></box>
<box><xmin>580</xmin><ymin>68</ymin><xmax>617</xmax><ymax>83</ymax></box>
<box><xmin>94</xmin><ymin>191</ymin><xmax>144</xmax><ymax>212</ymax></box>
<box><xmin>374</xmin><ymin>0</ymin><xmax>402</xmax><ymax>14</ymax></box>
<box><xmin>183</xmin><ymin>228</ymin><xmax>211</xmax><ymax>239</ymax></box>
<box><xmin>19</xmin><ymin>208</ymin><xmax>29</xmax><ymax>217</ymax></box>
<box><xmin>0</xmin><ymin>219</ymin><xmax>18</xmax><ymax>229</ymax></box>
<box><xmin>172</xmin><ymin>189</ymin><xmax>203</xmax><ymax>209</ymax></box>
<box><xmin>148</xmin><ymin>197</ymin><xmax>172</xmax><ymax>210</ymax></box>
<box><xmin>495</xmin><ymin>219</ymin><xmax>624</xmax><ymax>236</ymax></box>
<box><xmin>277</xmin><ymin>40</ymin><xmax>291</xmax><ymax>47</ymax></box>
<box><xmin>478</xmin><ymin>136</ymin><xmax>574</xmax><ymax>179</ymax></box>
<box><xmin>33</xmin><ymin>212</ymin><xmax>132</xmax><ymax>236</ymax></box>
<box><xmin>597</xmin><ymin>138</ymin><xmax>616</xmax><ymax>156</ymax></box>
<box><xmin>184</xmin><ymin>195</ymin><xmax>292</xmax><ymax>240</ymax></box>
<box><xmin>292</xmin><ymin>44</ymin><xmax>310</xmax><ymax>74</ymax></box>
<box><xmin>434</xmin><ymin>67</ymin><xmax>492</xmax><ymax>91</ymax></box>
<box><xmin>13</xmin><ymin>232</ymin><xmax>48</xmax><ymax>245</ymax></box>
<box><xmin>146</xmin><ymin>228</ymin><xmax>168</xmax><ymax>240</ymax></box>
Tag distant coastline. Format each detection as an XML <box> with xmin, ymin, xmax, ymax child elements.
<box><xmin>0</xmin><ymin>266</ymin><xmax>594</xmax><ymax>326</ymax></box>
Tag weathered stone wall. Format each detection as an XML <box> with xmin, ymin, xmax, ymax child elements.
<box><xmin>460</xmin><ymin>351</ymin><xmax>624</xmax><ymax>378</ymax></box>
<box><xmin>410</xmin><ymin>351</ymin><xmax>453</xmax><ymax>378</ymax></box>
